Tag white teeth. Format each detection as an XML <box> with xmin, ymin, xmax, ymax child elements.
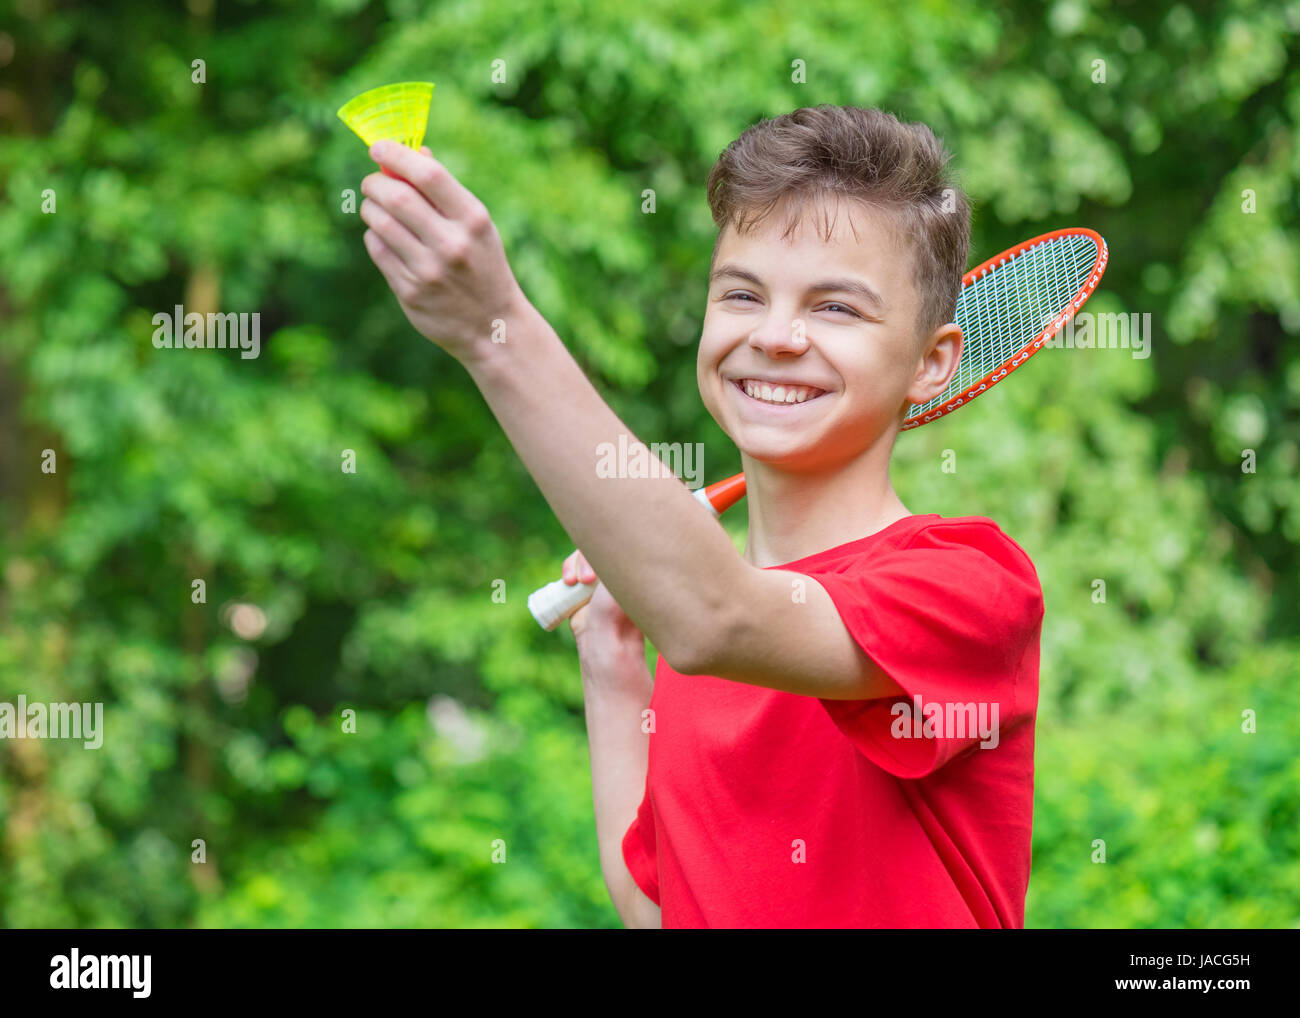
<box><xmin>739</xmin><ymin>379</ymin><xmax>823</xmax><ymax>405</ymax></box>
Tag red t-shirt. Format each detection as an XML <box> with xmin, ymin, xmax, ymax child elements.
<box><xmin>620</xmin><ymin>513</ymin><xmax>1043</xmax><ymax>928</ymax></box>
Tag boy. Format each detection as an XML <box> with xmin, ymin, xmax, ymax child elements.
<box><xmin>359</xmin><ymin>104</ymin><xmax>1043</xmax><ymax>928</ymax></box>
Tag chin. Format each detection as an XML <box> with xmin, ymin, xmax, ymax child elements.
<box><xmin>735</xmin><ymin>434</ymin><xmax>844</xmax><ymax>472</ymax></box>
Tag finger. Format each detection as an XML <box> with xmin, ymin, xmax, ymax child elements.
<box><xmin>576</xmin><ymin>552</ymin><xmax>597</xmax><ymax>585</ymax></box>
<box><xmin>370</xmin><ymin>140</ymin><xmax>477</xmax><ymax>223</ymax></box>
<box><xmin>359</xmin><ymin>195</ymin><xmax>431</xmax><ymax>276</ymax></box>
<box><xmin>361</xmin><ymin>169</ymin><xmax>457</xmax><ymax>254</ymax></box>
<box><xmin>362</xmin><ymin>227</ymin><xmax>417</xmax><ymax>292</ymax></box>
<box><xmin>562</xmin><ymin>552</ymin><xmax>576</xmax><ymax>585</ymax></box>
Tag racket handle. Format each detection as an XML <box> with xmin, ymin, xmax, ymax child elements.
<box><xmin>528</xmin><ymin>476</ymin><xmax>747</xmax><ymax>632</ymax></box>
<box><xmin>528</xmin><ymin>577</ymin><xmax>599</xmax><ymax>632</ymax></box>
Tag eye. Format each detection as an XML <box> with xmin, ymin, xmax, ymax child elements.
<box><xmin>822</xmin><ymin>302</ymin><xmax>860</xmax><ymax>318</ymax></box>
<box><xmin>724</xmin><ymin>291</ymin><xmax>759</xmax><ymax>304</ymax></box>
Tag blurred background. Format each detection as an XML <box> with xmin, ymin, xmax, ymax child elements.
<box><xmin>0</xmin><ymin>0</ymin><xmax>1297</xmax><ymax>928</ymax></box>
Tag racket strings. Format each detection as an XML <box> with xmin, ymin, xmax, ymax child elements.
<box><xmin>907</xmin><ymin>233</ymin><xmax>1101</xmax><ymax>420</ymax></box>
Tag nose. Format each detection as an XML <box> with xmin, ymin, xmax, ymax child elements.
<box><xmin>748</xmin><ymin>312</ymin><xmax>809</xmax><ymax>357</ymax></box>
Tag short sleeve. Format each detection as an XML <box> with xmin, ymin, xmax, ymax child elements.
<box><xmin>621</xmin><ymin>774</ymin><xmax>660</xmax><ymax>906</ymax></box>
<box><xmin>812</xmin><ymin>521</ymin><xmax>1043</xmax><ymax>779</ymax></box>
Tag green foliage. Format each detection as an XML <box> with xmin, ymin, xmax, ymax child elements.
<box><xmin>1</xmin><ymin>0</ymin><xmax>1297</xmax><ymax>927</ymax></box>
<box><xmin>1029</xmin><ymin>641</ymin><xmax>1300</xmax><ymax>928</ymax></box>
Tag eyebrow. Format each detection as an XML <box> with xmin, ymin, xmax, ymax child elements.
<box><xmin>708</xmin><ymin>262</ymin><xmax>886</xmax><ymax>316</ymax></box>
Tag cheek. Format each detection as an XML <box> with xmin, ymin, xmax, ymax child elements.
<box><xmin>694</xmin><ymin>341</ymin><xmax>713</xmax><ymax>399</ymax></box>
<box><xmin>695</xmin><ymin>335</ymin><xmax>732</xmax><ymax>420</ymax></box>
<box><xmin>697</xmin><ymin>352</ymin><xmax>723</xmax><ymax>409</ymax></box>
<box><xmin>838</xmin><ymin>344</ymin><xmax>913</xmax><ymax>403</ymax></box>
<box><xmin>695</xmin><ymin>327</ymin><xmax>725</xmax><ymax>375</ymax></box>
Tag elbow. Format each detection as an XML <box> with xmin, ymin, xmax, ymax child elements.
<box><xmin>659</xmin><ymin>593</ymin><xmax>738</xmax><ymax>678</ymax></box>
<box><xmin>658</xmin><ymin>554</ymin><xmax>752</xmax><ymax>678</ymax></box>
<box><xmin>662</xmin><ymin>640</ymin><xmax>712</xmax><ymax>677</ymax></box>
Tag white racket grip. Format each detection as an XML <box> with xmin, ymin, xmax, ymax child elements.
<box><xmin>528</xmin><ymin>577</ymin><xmax>599</xmax><ymax>631</ymax></box>
<box><xmin>529</xmin><ymin>484</ymin><xmax>722</xmax><ymax>631</ymax></box>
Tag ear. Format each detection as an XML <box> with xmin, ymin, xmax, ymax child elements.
<box><xmin>905</xmin><ymin>323</ymin><xmax>964</xmax><ymax>407</ymax></box>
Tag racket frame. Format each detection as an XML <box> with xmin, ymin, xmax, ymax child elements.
<box><xmin>901</xmin><ymin>227</ymin><xmax>1109</xmax><ymax>430</ymax></box>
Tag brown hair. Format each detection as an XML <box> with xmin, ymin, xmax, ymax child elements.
<box><xmin>705</xmin><ymin>105</ymin><xmax>971</xmax><ymax>340</ymax></box>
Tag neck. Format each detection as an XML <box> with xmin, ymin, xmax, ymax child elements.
<box><xmin>740</xmin><ymin>433</ymin><xmax>911</xmax><ymax>568</ymax></box>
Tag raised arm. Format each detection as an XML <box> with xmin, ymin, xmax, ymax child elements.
<box><xmin>359</xmin><ymin>142</ymin><xmax>904</xmax><ymax>702</ymax></box>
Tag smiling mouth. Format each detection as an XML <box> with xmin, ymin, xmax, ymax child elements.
<box><xmin>731</xmin><ymin>378</ymin><xmax>829</xmax><ymax>406</ymax></box>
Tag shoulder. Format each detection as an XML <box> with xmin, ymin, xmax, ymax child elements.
<box><xmin>783</xmin><ymin>515</ymin><xmax>1041</xmax><ymax>610</ymax></box>
<box><xmin>897</xmin><ymin>515</ymin><xmax>1044</xmax><ymax>624</ymax></box>
<box><xmin>845</xmin><ymin>514</ymin><xmax>1043</xmax><ymax>616</ymax></box>
<box><xmin>900</xmin><ymin>515</ymin><xmax>1039</xmax><ymax>579</ymax></box>
<box><xmin>803</xmin><ymin>514</ymin><xmax>1045</xmax><ymax>681</ymax></box>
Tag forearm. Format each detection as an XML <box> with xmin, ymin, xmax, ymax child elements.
<box><xmin>580</xmin><ymin>645</ymin><xmax>661</xmax><ymax>928</ymax></box>
<box><xmin>461</xmin><ymin>296</ymin><xmax>738</xmax><ymax>669</ymax></box>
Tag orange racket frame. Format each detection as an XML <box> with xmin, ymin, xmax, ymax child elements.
<box><xmin>903</xmin><ymin>227</ymin><xmax>1109</xmax><ymax>429</ymax></box>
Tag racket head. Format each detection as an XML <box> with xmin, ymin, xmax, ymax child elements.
<box><xmin>902</xmin><ymin>227</ymin><xmax>1109</xmax><ymax>430</ymax></box>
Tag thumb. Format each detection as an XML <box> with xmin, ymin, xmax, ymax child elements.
<box><xmin>568</xmin><ymin>600</ymin><xmax>589</xmax><ymax>638</ymax></box>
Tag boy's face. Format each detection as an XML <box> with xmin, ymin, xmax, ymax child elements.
<box><xmin>697</xmin><ymin>196</ymin><xmax>956</xmax><ymax>471</ymax></box>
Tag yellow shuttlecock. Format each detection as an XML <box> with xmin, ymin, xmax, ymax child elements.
<box><xmin>337</xmin><ymin>82</ymin><xmax>435</xmax><ymax>150</ymax></box>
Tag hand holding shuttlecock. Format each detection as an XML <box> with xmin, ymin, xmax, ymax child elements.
<box><xmin>338</xmin><ymin>82</ymin><xmax>528</xmax><ymax>363</ymax></box>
